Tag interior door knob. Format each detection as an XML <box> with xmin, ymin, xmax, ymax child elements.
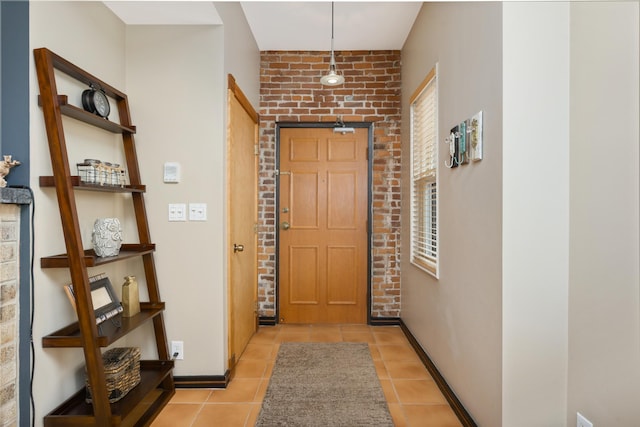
<box><xmin>233</xmin><ymin>243</ymin><xmax>244</xmax><ymax>253</ymax></box>
<box><xmin>281</xmin><ymin>221</ymin><xmax>290</xmax><ymax>230</ymax></box>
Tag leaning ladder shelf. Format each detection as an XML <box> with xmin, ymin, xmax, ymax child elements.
<box><xmin>34</xmin><ymin>47</ymin><xmax>174</xmax><ymax>427</ymax></box>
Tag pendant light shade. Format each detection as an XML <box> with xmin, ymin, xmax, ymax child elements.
<box><xmin>321</xmin><ymin>2</ymin><xmax>344</xmax><ymax>86</ymax></box>
<box><xmin>320</xmin><ymin>56</ymin><xmax>344</xmax><ymax>86</ymax></box>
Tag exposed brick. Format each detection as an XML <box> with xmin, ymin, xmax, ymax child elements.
<box><xmin>0</xmin><ymin>305</ymin><xmax>15</xmax><ymax>322</ymax></box>
<box><xmin>0</xmin><ymin>224</ymin><xmax>16</xmax><ymax>242</ymax></box>
<box><xmin>0</xmin><ymin>383</ymin><xmax>14</xmax><ymax>405</ymax></box>
<box><xmin>0</xmin><ymin>323</ymin><xmax>15</xmax><ymax>345</ymax></box>
<box><xmin>258</xmin><ymin>50</ymin><xmax>401</xmax><ymax>319</ymax></box>
<box><xmin>0</xmin><ymin>284</ymin><xmax>16</xmax><ymax>303</ymax></box>
<box><xmin>0</xmin><ymin>344</ymin><xmax>15</xmax><ymax>364</ymax></box>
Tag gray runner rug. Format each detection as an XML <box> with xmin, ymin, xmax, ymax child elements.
<box><xmin>256</xmin><ymin>342</ymin><xmax>394</xmax><ymax>426</ymax></box>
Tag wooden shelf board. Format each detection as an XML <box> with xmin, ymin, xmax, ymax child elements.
<box><xmin>37</xmin><ymin>95</ymin><xmax>136</xmax><ymax>134</ymax></box>
<box><xmin>39</xmin><ymin>176</ymin><xmax>145</xmax><ymax>193</ymax></box>
<box><xmin>43</xmin><ymin>361</ymin><xmax>174</xmax><ymax>427</ymax></box>
<box><xmin>43</xmin><ymin>303</ymin><xmax>165</xmax><ymax>348</ymax></box>
<box><xmin>41</xmin><ymin>244</ymin><xmax>156</xmax><ymax>269</ymax></box>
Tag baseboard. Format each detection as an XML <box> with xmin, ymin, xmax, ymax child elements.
<box><xmin>259</xmin><ymin>316</ymin><xmax>277</xmax><ymax>326</ymax></box>
<box><xmin>174</xmin><ymin>371</ymin><xmax>230</xmax><ymax>389</ymax></box>
<box><xmin>369</xmin><ymin>316</ymin><xmax>401</xmax><ymax>326</ymax></box>
<box><xmin>259</xmin><ymin>316</ymin><xmax>401</xmax><ymax>326</ymax></box>
<box><xmin>399</xmin><ymin>319</ymin><xmax>478</xmax><ymax>427</ymax></box>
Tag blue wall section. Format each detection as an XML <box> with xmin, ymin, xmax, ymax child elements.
<box><xmin>2</xmin><ymin>0</ymin><xmax>30</xmax><ymax>185</ymax></box>
<box><xmin>1</xmin><ymin>1</ymin><xmax>31</xmax><ymax>424</ymax></box>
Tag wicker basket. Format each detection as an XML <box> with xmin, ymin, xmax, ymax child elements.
<box><xmin>86</xmin><ymin>347</ymin><xmax>141</xmax><ymax>403</ymax></box>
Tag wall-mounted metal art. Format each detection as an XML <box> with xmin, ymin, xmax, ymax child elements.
<box><xmin>444</xmin><ymin>110</ymin><xmax>483</xmax><ymax>168</ymax></box>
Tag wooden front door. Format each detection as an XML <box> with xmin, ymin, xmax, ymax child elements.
<box><xmin>278</xmin><ymin>127</ymin><xmax>368</xmax><ymax>324</ymax></box>
<box><xmin>227</xmin><ymin>76</ymin><xmax>258</xmax><ymax>368</ymax></box>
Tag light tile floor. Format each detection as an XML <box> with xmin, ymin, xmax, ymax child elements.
<box><xmin>151</xmin><ymin>324</ymin><xmax>462</xmax><ymax>427</ymax></box>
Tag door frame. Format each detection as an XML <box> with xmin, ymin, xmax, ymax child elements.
<box><xmin>274</xmin><ymin>122</ymin><xmax>374</xmax><ymax>324</ymax></box>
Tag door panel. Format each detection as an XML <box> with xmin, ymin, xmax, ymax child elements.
<box><xmin>291</xmin><ymin>172</ymin><xmax>319</xmax><ymax>228</ymax></box>
<box><xmin>328</xmin><ymin>138</ymin><xmax>357</xmax><ymax>161</ymax></box>
<box><xmin>290</xmin><ymin>138</ymin><xmax>320</xmax><ymax>161</ymax></box>
<box><xmin>327</xmin><ymin>246</ymin><xmax>358</xmax><ymax>303</ymax></box>
<box><xmin>227</xmin><ymin>77</ymin><xmax>258</xmax><ymax>368</ymax></box>
<box><xmin>328</xmin><ymin>172</ymin><xmax>357</xmax><ymax>229</ymax></box>
<box><xmin>289</xmin><ymin>246</ymin><xmax>319</xmax><ymax>303</ymax></box>
<box><xmin>279</xmin><ymin>127</ymin><xmax>368</xmax><ymax>324</ymax></box>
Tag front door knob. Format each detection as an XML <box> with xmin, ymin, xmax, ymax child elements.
<box><xmin>281</xmin><ymin>221</ymin><xmax>290</xmax><ymax>230</ymax></box>
<box><xmin>233</xmin><ymin>243</ymin><xmax>244</xmax><ymax>253</ymax></box>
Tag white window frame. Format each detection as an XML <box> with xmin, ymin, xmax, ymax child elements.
<box><xmin>410</xmin><ymin>66</ymin><xmax>438</xmax><ymax>277</ymax></box>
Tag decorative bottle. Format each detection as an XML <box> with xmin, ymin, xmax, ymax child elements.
<box><xmin>122</xmin><ymin>275</ymin><xmax>140</xmax><ymax>317</ymax></box>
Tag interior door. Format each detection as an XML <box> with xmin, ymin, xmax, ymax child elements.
<box><xmin>278</xmin><ymin>127</ymin><xmax>368</xmax><ymax>324</ymax></box>
<box><xmin>227</xmin><ymin>75</ymin><xmax>258</xmax><ymax>368</ymax></box>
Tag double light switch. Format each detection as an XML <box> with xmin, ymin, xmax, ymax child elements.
<box><xmin>168</xmin><ymin>203</ymin><xmax>207</xmax><ymax>221</ymax></box>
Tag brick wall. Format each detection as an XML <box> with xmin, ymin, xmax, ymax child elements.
<box><xmin>0</xmin><ymin>204</ymin><xmax>19</xmax><ymax>427</ymax></box>
<box><xmin>258</xmin><ymin>50</ymin><xmax>402</xmax><ymax>320</ymax></box>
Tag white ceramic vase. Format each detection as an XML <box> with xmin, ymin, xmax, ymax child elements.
<box><xmin>92</xmin><ymin>218</ymin><xmax>123</xmax><ymax>257</ymax></box>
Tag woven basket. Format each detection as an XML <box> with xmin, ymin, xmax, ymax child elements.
<box><xmin>86</xmin><ymin>347</ymin><xmax>141</xmax><ymax>403</ymax></box>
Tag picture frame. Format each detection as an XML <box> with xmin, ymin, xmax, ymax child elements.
<box><xmin>64</xmin><ymin>273</ymin><xmax>123</xmax><ymax>325</ymax></box>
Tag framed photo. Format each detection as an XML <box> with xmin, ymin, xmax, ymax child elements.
<box><xmin>64</xmin><ymin>273</ymin><xmax>123</xmax><ymax>325</ymax></box>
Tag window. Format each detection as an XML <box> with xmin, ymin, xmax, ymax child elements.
<box><xmin>410</xmin><ymin>66</ymin><xmax>438</xmax><ymax>276</ymax></box>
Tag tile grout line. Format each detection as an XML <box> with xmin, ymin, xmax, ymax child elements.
<box><xmin>188</xmin><ymin>402</ymin><xmax>206</xmax><ymax>427</ymax></box>
<box><xmin>377</xmin><ymin>343</ymin><xmax>409</xmax><ymax>427</ymax></box>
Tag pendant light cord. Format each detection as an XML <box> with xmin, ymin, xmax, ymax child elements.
<box><xmin>331</xmin><ymin>2</ymin><xmax>334</xmax><ymax>40</ymax></box>
<box><xmin>330</xmin><ymin>1</ymin><xmax>335</xmax><ymax>54</ymax></box>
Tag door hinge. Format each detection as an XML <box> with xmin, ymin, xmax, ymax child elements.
<box><xmin>254</xmin><ymin>223</ymin><xmax>258</xmax><ymax>234</ymax></box>
<box><xmin>254</xmin><ymin>144</ymin><xmax>259</xmax><ymax>156</ymax></box>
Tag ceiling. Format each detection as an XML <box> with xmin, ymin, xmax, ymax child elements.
<box><xmin>104</xmin><ymin>1</ymin><xmax>223</xmax><ymax>25</ymax></box>
<box><xmin>103</xmin><ymin>1</ymin><xmax>423</xmax><ymax>51</ymax></box>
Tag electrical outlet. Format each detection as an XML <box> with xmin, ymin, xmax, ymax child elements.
<box><xmin>577</xmin><ymin>412</ymin><xmax>593</xmax><ymax>427</ymax></box>
<box><xmin>171</xmin><ymin>340</ymin><xmax>184</xmax><ymax>360</ymax></box>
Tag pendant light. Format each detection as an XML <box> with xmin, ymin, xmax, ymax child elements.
<box><xmin>320</xmin><ymin>2</ymin><xmax>344</xmax><ymax>86</ymax></box>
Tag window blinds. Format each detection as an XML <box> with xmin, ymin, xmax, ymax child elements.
<box><xmin>410</xmin><ymin>68</ymin><xmax>438</xmax><ymax>274</ymax></box>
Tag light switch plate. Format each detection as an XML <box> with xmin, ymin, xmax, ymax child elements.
<box><xmin>168</xmin><ymin>203</ymin><xmax>186</xmax><ymax>222</ymax></box>
<box><xmin>189</xmin><ymin>203</ymin><xmax>207</xmax><ymax>221</ymax></box>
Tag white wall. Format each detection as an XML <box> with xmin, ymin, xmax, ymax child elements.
<box><xmin>400</xmin><ymin>3</ymin><xmax>503</xmax><ymax>426</ymax></box>
<box><xmin>123</xmin><ymin>4</ymin><xmax>259</xmax><ymax>377</ymax></box>
<box><xmin>29</xmin><ymin>2</ymin><xmax>260</xmax><ymax>422</ymax></box>
<box><xmin>125</xmin><ymin>24</ymin><xmax>227</xmax><ymax>376</ymax></box>
<box><xmin>215</xmin><ymin>1</ymin><xmax>260</xmax><ymax>109</ymax></box>
<box><xmin>29</xmin><ymin>2</ymin><xmax>128</xmax><ymax>420</ymax></box>
<box><xmin>503</xmin><ymin>3</ymin><xmax>640</xmax><ymax>426</ymax></box>
<box><xmin>568</xmin><ymin>2</ymin><xmax>640</xmax><ymax>426</ymax></box>
<box><xmin>502</xmin><ymin>3</ymin><xmax>570</xmax><ymax>426</ymax></box>
<box><xmin>404</xmin><ymin>2</ymin><xmax>639</xmax><ymax>426</ymax></box>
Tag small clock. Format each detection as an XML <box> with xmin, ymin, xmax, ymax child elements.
<box><xmin>82</xmin><ymin>85</ymin><xmax>110</xmax><ymax>119</ymax></box>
